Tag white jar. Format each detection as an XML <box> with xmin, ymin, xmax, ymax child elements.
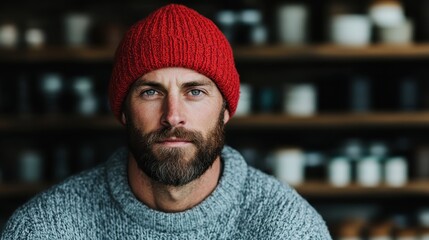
<box><xmin>277</xmin><ymin>4</ymin><xmax>308</xmax><ymax>45</ymax></box>
<box><xmin>42</xmin><ymin>74</ymin><xmax>63</xmax><ymax>94</ymax></box>
<box><xmin>251</xmin><ymin>24</ymin><xmax>268</xmax><ymax>45</ymax></box>
<box><xmin>0</xmin><ymin>23</ymin><xmax>19</xmax><ymax>48</ymax></box>
<box><xmin>235</xmin><ymin>83</ymin><xmax>252</xmax><ymax>116</ymax></box>
<box><xmin>19</xmin><ymin>150</ymin><xmax>43</xmax><ymax>182</ymax></box>
<box><xmin>330</xmin><ymin>15</ymin><xmax>372</xmax><ymax>46</ymax></box>
<box><xmin>385</xmin><ymin>157</ymin><xmax>407</xmax><ymax>186</ymax></box>
<box><xmin>357</xmin><ymin>156</ymin><xmax>381</xmax><ymax>187</ymax></box>
<box><xmin>283</xmin><ymin>83</ymin><xmax>317</xmax><ymax>116</ymax></box>
<box><xmin>328</xmin><ymin>156</ymin><xmax>351</xmax><ymax>187</ymax></box>
<box><xmin>272</xmin><ymin>148</ymin><xmax>305</xmax><ymax>185</ymax></box>
<box><xmin>378</xmin><ymin>19</ymin><xmax>413</xmax><ymax>44</ymax></box>
<box><xmin>40</xmin><ymin>73</ymin><xmax>63</xmax><ymax>114</ymax></box>
<box><xmin>73</xmin><ymin>76</ymin><xmax>98</xmax><ymax>116</ymax></box>
<box><xmin>25</xmin><ymin>27</ymin><xmax>45</xmax><ymax>48</ymax></box>
<box><xmin>369</xmin><ymin>1</ymin><xmax>405</xmax><ymax>28</ymax></box>
<box><xmin>64</xmin><ymin>13</ymin><xmax>92</xmax><ymax>47</ymax></box>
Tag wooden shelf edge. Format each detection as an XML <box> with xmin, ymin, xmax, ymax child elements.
<box><xmin>0</xmin><ymin>115</ymin><xmax>122</xmax><ymax>131</ymax></box>
<box><xmin>294</xmin><ymin>181</ymin><xmax>429</xmax><ymax>198</ymax></box>
<box><xmin>0</xmin><ymin>47</ymin><xmax>116</xmax><ymax>62</ymax></box>
<box><xmin>234</xmin><ymin>43</ymin><xmax>429</xmax><ymax>60</ymax></box>
<box><xmin>2</xmin><ymin>44</ymin><xmax>429</xmax><ymax>62</ymax></box>
<box><xmin>0</xmin><ymin>183</ymin><xmax>51</xmax><ymax>198</ymax></box>
<box><xmin>1</xmin><ymin>112</ymin><xmax>429</xmax><ymax>131</ymax></box>
<box><xmin>228</xmin><ymin>112</ymin><xmax>429</xmax><ymax>129</ymax></box>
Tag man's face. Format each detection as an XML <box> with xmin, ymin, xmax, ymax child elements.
<box><xmin>123</xmin><ymin>67</ymin><xmax>230</xmax><ymax>186</ymax></box>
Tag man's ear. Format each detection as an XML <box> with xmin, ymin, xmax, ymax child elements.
<box><xmin>223</xmin><ymin>109</ymin><xmax>230</xmax><ymax>124</ymax></box>
<box><xmin>121</xmin><ymin>112</ymin><xmax>127</xmax><ymax>125</ymax></box>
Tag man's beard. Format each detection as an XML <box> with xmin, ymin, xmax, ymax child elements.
<box><xmin>126</xmin><ymin>110</ymin><xmax>225</xmax><ymax>187</ymax></box>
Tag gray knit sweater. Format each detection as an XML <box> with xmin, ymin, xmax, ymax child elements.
<box><xmin>1</xmin><ymin>146</ymin><xmax>332</xmax><ymax>239</ymax></box>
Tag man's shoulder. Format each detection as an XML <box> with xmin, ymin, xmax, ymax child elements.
<box><xmin>242</xmin><ymin>167</ymin><xmax>315</xmax><ymax>217</ymax></box>
<box><xmin>221</xmin><ymin>146</ymin><xmax>304</xmax><ymax>206</ymax></box>
<box><xmin>36</xmin><ymin>164</ymin><xmax>106</xmax><ymax>205</ymax></box>
<box><xmin>244</xmin><ymin>166</ymin><xmax>293</xmax><ymax>198</ymax></box>
<box><xmin>28</xmin><ymin>166</ymin><xmax>104</xmax><ymax>209</ymax></box>
<box><xmin>43</xmin><ymin>162</ymin><xmax>107</xmax><ymax>199</ymax></box>
<box><xmin>1</xmin><ymin>148</ymin><xmax>130</xmax><ymax>239</ymax></box>
<box><xmin>31</xmin><ymin>147</ymin><xmax>128</xmax><ymax>204</ymax></box>
<box><xmin>238</xmin><ymin>167</ymin><xmax>332</xmax><ymax>239</ymax></box>
<box><xmin>1</xmin><ymin>164</ymin><xmax>108</xmax><ymax>238</ymax></box>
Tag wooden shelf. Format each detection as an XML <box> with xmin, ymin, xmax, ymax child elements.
<box><xmin>294</xmin><ymin>181</ymin><xmax>429</xmax><ymax>198</ymax></box>
<box><xmin>0</xmin><ymin>183</ymin><xmax>50</xmax><ymax>198</ymax></box>
<box><xmin>228</xmin><ymin>112</ymin><xmax>429</xmax><ymax>129</ymax></box>
<box><xmin>2</xmin><ymin>44</ymin><xmax>429</xmax><ymax>62</ymax></box>
<box><xmin>234</xmin><ymin>43</ymin><xmax>429</xmax><ymax>60</ymax></box>
<box><xmin>2</xmin><ymin>112</ymin><xmax>429</xmax><ymax>131</ymax></box>
<box><xmin>0</xmin><ymin>47</ymin><xmax>115</xmax><ymax>62</ymax></box>
<box><xmin>0</xmin><ymin>115</ymin><xmax>121</xmax><ymax>131</ymax></box>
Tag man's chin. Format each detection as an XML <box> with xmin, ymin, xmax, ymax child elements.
<box><xmin>152</xmin><ymin>144</ymin><xmax>197</xmax><ymax>160</ymax></box>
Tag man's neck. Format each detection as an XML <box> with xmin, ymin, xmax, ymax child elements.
<box><xmin>127</xmin><ymin>155</ymin><xmax>222</xmax><ymax>213</ymax></box>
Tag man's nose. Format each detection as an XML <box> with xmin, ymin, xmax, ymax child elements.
<box><xmin>161</xmin><ymin>94</ymin><xmax>186</xmax><ymax>128</ymax></box>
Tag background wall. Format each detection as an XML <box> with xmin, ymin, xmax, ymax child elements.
<box><xmin>2</xmin><ymin>0</ymin><xmax>429</xmax><ymax>238</ymax></box>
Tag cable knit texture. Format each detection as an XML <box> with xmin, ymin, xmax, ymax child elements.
<box><xmin>109</xmin><ymin>4</ymin><xmax>240</xmax><ymax>121</ymax></box>
<box><xmin>1</xmin><ymin>146</ymin><xmax>332</xmax><ymax>239</ymax></box>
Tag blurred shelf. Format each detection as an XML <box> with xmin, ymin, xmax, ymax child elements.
<box><xmin>228</xmin><ymin>112</ymin><xmax>429</xmax><ymax>129</ymax></box>
<box><xmin>0</xmin><ymin>47</ymin><xmax>116</xmax><ymax>63</ymax></box>
<box><xmin>295</xmin><ymin>181</ymin><xmax>429</xmax><ymax>198</ymax></box>
<box><xmin>3</xmin><ymin>44</ymin><xmax>429</xmax><ymax>63</ymax></box>
<box><xmin>0</xmin><ymin>183</ymin><xmax>50</xmax><ymax>198</ymax></box>
<box><xmin>0</xmin><ymin>115</ymin><xmax>121</xmax><ymax>131</ymax></box>
<box><xmin>3</xmin><ymin>112</ymin><xmax>429</xmax><ymax>131</ymax></box>
<box><xmin>235</xmin><ymin>43</ymin><xmax>429</xmax><ymax>61</ymax></box>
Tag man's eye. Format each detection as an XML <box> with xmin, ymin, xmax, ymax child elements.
<box><xmin>189</xmin><ymin>89</ymin><xmax>202</xmax><ymax>96</ymax></box>
<box><xmin>142</xmin><ymin>89</ymin><xmax>157</xmax><ymax>96</ymax></box>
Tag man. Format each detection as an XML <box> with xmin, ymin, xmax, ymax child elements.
<box><xmin>1</xmin><ymin>4</ymin><xmax>332</xmax><ymax>239</ymax></box>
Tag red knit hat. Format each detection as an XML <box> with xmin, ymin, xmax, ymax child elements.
<box><xmin>109</xmin><ymin>4</ymin><xmax>240</xmax><ymax>122</ymax></box>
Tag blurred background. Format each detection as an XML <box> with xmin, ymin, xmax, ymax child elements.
<box><xmin>2</xmin><ymin>0</ymin><xmax>429</xmax><ymax>238</ymax></box>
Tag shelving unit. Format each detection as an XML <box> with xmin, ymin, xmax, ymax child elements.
<box><xmin>235</xmin><ymin>44</ymin><xmax>429</xmax><ymax>60</ymax></box>
<box><xmin>2</xmin><ymin>42</ymin><xmax>429</xmax><ymax>221</ymax></box>
<box><xmin>231</xmin><ymin>43</ymin><xmax>429</xmax><ymax>232</ymax></box>
<box><xmin>0</xmin><ymin>47</ymin><xmax>115</xmax><ymax>62</ymax></box>
<box><xmin>3</xmin><ymin>112</ymin><xmax>429</xmax><ymax>131</ymax></box>
<box><xmin>3</xmin><ymin>43</ymin><xmax>429</xmax><ymax>62</ymax></box>
<box><xmin>230</xmin><ymin>113</ymin><xmax>429</xmax><ymax>129</ymax></box>
<box><xmin>0</xmin><ymin>115</ymin><xmax>120</xmax><ymax>131</ymax></box>
<box><xmin>0</xmin><ymin>183</ymin><xmax>50</xmax><ymax>198</ymax></box>
<box><xmin>3</xmin><ymin>0</ymin><xmax>429</xmax><ymax>237</ymax></box>
<box><xmin>295</xmin><ymin>181</ymin><xmax>429</xmax><ymax>198</ymax></box>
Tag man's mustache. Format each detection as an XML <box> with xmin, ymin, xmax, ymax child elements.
<box><xmin>146</xmin><ymin>127</ymin><xmax>203</xmax><ymax>144</ymax></box>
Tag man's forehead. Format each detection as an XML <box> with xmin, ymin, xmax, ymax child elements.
<box><xmin>136</xmin><ymin>68</ymin><xmax>216</xmax><ymax>86</ymax></box>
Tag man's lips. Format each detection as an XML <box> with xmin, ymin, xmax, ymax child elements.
<box><xmin>156</xmin><ymin>138</ymin><xmax>193</xmax><ymax>146</ymax></box>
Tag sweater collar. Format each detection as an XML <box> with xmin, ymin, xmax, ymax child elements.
<box><xmin>106</xmin><ymin>146</ymin><xmax>247</xmax><ymax>232</ymax></box>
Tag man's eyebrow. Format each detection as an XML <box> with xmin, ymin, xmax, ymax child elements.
<box><xmin>181</xmin><ymin>79</ymin><xmax>215</xmax><ymax>88</ymax></box>
<box><xmin>132</xmin><ymin>80</ymin><xmax>165</xmax><ymax>91</ymax></box>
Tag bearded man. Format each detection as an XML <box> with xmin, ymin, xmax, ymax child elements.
<box><xmin>2</xmin><ymin>4</ymin><xmax>332</xmax><ymax>239</ymax></box>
